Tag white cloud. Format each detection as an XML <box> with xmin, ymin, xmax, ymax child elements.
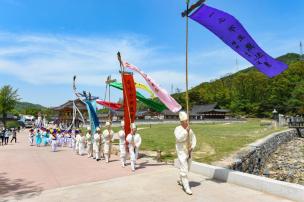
<box><xmin>0</xmin><ymin>32</ymin><xmax>206</xmax><ymax>92</ymax></box>
<box><xmin>0</xmin><ymin>31</ymin><xmax>299</xmax><ymax>96</ymax></box>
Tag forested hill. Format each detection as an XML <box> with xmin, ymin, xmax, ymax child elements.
<box><xmin>15</xmin><ymin>102</ymin><xmax>46</xmax><ymax>112</ymax></box>
<box><xmin>12</xmin><ymin>101</ymin><xmax>47</xmax><ymax>116</ymax></box>
<box><xmin>172</xmin><ymin>53</ymin><xmax>304</xmax><ymax>117</ymax></box>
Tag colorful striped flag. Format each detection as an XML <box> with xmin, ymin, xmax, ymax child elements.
<box><xmin>124</xmin><ymin>62</ymin><xmax>182</xmax><ymax>112</ymax></box>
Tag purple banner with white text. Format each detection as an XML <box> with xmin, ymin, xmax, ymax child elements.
<box><xmin>190</xmin><ymin>4</ymin><xmax>288</xmax><ymax>78</ymax></box>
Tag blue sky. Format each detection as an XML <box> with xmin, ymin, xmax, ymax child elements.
<box><xmin>0</xmin><ymin>0</ymin><xmax>303</xmax><ymax>107</ymax></box>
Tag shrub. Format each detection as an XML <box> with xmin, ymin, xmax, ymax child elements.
<box><xmin>6</xmin><ymin>120</ymin><xmax>20</xmax><ymax>129</ymax></box>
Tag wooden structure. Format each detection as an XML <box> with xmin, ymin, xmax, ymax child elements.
<box><xmin>52</xmin><ymin>99</ymin><xmax>88</xmax><ymax>128</ymax></box>
<box><xmin>162</xmin><ymin>103</ymin><xmax>230</xmax><ymax>120</ymax></box>
<box><xmin>190</xmin><ymin>103</ymin><xmax>230</xmax><ymax>120</ymax></box>
<box><xmin>162</xmin><ymin>110</ymin><xmax>179</xmax><ymax>120</ymax></box>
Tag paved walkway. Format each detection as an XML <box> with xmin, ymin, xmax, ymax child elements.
<box><xmin>0</xmin><ymin>129</ymin><xmax>168</xmax><ymax>201</ymax></box>
<box><xmin>2</xmin><ymin>168</ymin><xmax>293</xmax><ymax>202</ymax></box>
<box><xmin>0</xmin><ymin>129</ymin><xmax>294</xmax><ymax>202</ymax></box>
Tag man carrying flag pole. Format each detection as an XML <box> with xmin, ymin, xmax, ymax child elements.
<box><xmin>178</xmin><ymin>0</ymin><xmax>288</xmax><ymax>195</ymax></box>
<box><xmin>173</xmin><ymin>0</ymin><xmax>198</xmax><ymax>195</ymax></box>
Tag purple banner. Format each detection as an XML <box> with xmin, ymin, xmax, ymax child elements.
<box><xmin>190</xmin><ymin>5</ymin><xmax>288</xmax><ymax>78</ymax></box>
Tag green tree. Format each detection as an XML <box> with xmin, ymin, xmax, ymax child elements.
<box><xmin>288</xmin><ymin>81</ymin><xmax>304</xmax><ymax>114</ymax></box>
<box><xmin>0</xmin><ymin>85</ymin><xmax>19</xmax><ymax>127</ymax></box>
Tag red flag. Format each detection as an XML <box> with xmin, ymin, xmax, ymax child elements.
<box><xmin>96</xmin><ymin>99</ymin><xmax>122</xmax><ymax>111</ymax></box>
<box><xmin>122</xmin><ymin>73</ymin><xmax>137</xmax><ymax>136</ymax></box>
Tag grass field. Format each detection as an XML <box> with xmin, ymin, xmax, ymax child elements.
<box><xmin>132</xmin><ymin>119</ymin><xmax>285</xmax><ymax>164</ymax></box>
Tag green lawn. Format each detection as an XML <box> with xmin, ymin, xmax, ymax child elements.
<box><xmin>133</xmin><ymin>119</ymin><xmax>285</xmax><ymax>164</ymax></box>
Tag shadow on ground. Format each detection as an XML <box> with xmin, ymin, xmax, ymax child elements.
<box><xmin>137</xmin><ymin>161</ymin><xmax>168</xmax><ymax>170</ymax></box>
<box><xmin>0</xmin><ymin>172</ymin><xmax>43</xmax><ymax>202</ymax></box>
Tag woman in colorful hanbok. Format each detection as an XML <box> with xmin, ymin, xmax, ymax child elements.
<box><xmin>42</xmin><ymin>128</ymin><xmax>49</xmax><ymax>146</ymax></box>
<box><xmin>35</xmin><ymin>129</ymin><xmax>42</xmax><ymax>147</ymax></box>
<box><xmin>45</xmin><ymin>129</ymin><xmax>50</xmax><ymax>145</ymax></box>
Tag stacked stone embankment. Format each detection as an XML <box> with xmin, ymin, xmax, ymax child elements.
<box><xmin>229</xmin><ymin>129</ymin><xmax>301</xmax><ymax>175</ymax></box>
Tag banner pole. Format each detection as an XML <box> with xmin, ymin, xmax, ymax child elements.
<box><xmin>185</xmin><ymin>0</ymin><xmax>190</xmax><ymax>119</ymax></box>
<box><xmin>185</xmin><ymin>0</ymin><xmax>193</xmax><ymax>163</ymax></box>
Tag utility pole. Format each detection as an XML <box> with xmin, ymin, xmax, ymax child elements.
<box><xmin>235</xmin><ymin>56</ymin><xmax>239</xmax><ymax>72</ymax></box>
<box><xmin>300</xmin><ymin>41</ymin><xmax>304</xmax><ymax>61</ymax></box>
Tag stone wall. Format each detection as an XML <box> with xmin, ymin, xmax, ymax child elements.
<box><xmin>229</xmin><ymin>129</ymin><xmax>302</xmax><ymax>175</ymax></box>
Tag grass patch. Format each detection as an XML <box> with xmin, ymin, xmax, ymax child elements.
<box><xmin>135</xmin><ymin>119</ymin><xmax>284</xmax><ymax>164</ymax></box>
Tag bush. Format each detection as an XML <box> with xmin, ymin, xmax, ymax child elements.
<box><xmin>6</xmin><ymin>120</ymin><xmax>20</xmax><ymax>129</ymax></box>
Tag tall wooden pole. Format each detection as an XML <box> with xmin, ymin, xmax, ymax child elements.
<box><xmin>185</xmin><ymin>0</ymin><xmax>190</xmax><ymax>119</ymax></box>
<box><xmin>185</xmin><ymin>0</ymin><xmax>192</xmax><ymax>162</ymax></box>
<box><xmin>182</xmin><ymin>0</ymin><xmax>206</xmax><ymax>162</ymax></box>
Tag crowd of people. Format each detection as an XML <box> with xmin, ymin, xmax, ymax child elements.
<box><xmin>28</xmin><ymin>120</ymin><xmax>142</xmax><ymax>172</ymax></box>
<box><xmin>0</xmin><ymin>127</ymin><xmax>19</xmax><ymax>146</ymax></box>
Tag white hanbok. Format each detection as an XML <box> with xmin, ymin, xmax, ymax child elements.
<box><xmin>126</xmin><ymin>133</ymin><xmax>142</xmax><ymax>171</ymax></box>
<box><xmin>51</xmin><ymin>134</ymin><xmax>57</xmax><ymax>152</ymax></box>
<box><xmin>28</xmin><ymin>133</ymin><xmax>34</xmax><ymax>146</ymax></box>
<box><xmin>174</xmin><ymin>125</ymin><xmax>196</xmax><ymax>193</ymax></box>
<box><xmin>75</xmin><ymin>134</ymin><xmax>81</xmax><ymax>154</ymax></box>
<box><xmin>118</xmin><ymin>130</ymin><xmax>126</xmax><ymax>167</ymax></box>
<box><xmin>93</xmin><ymin>133</ymin><xmax>102</xmax><ymax>160</ymax></box>
<box><xmin>71</xmin><ymin>135</ymin><xmax>76</xmax><ymax>149</ymax></box>
<box><xmin>86</xmin><ymin>133</ymin><xmax>93</xmax><ymax>158</ymax></box>
<box><xmin>57</xmin><ymin>134</ymin><xmax>62</xmax><ymax>147</ymax></box>
<box><xmin>102</xmin><ymin>129</ymin><xmax>114</xmax><ymax>162</ymax></box>
<box><xmin>78</xmin><ymin>136</ymin><xmax>86</xmax><ymax>156</ymax></box>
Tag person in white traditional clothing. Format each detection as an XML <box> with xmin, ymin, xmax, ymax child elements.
<box><xmin>78</xmin><ymin>130</ymin><xmax>86</xmax><ymax>156</ymax></box>
<box><xmin>126</xmin><ymin>123</ymin><xmax>142</xmax><ymax>172</ymax></box>
<box><xmin>86</xmin><ymin>127</ymin><xmax>93</xmax><ymax>158</ymax></box>
<box><xmin>57</xmin><ymin>129</ymin><xmax>62</xmax><ymax>147</ymax></box>
<box><xmin>67</xmin><ymin>130</ymin><xmax>72</xmax><ymax>148</ymax></box>
<box><xmin>75</xmin><ymin>130</ymin><xmax>81</xmax><ymax>154</ymax></box>
<box><xmin>118</xmin><ymin>121</ymin><xmax>126</xmax><ymax>167</ymax></box>
<box><xmin>174</xmin><ymin>111</ymin><xmax>196</xmax><ymax>195</ymax></box>
<box><xmin>28</xmin><ymin>128</ymin><xmax>35</xmax><ymax>146</ymax></box>
<box><xmin>102</xmin><ymin>122</ymin><xmax>114</xmax><ymax>163</ymax></box>
<box><xmin>93</xmin><ymin>127</ymin><xmax>102</xmax><ymax>161</ymax></box>
<box><xmin>50</xmin><ymin>129</ymin><xmax>58</xmax><ymax>152</ymax></box>
<box><xmin>71</xmin><ymin>130</ymin><xmax>76</xmax><ymax>150</ymax></box>
<box><xmin>63</xmin><ymin>131</ymin><xmax>68</xmax><ymax>147</ymax></box>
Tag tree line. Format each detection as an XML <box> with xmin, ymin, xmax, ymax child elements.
<box><xmin>0</xmin><ymin>85</ymin><xmax>54</xmax><ymax>127</ymax></box>
<box><xmin>172</xmin><ymin>53</ymin><xmax>304</xmax><ymax>117</ymax></box>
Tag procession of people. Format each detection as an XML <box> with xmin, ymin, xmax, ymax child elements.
<box><xmin>26</xmin><ymin>120</ymin><xmax>143</xmax><ymax>172</ymax></box>
<box><xmin>2</xmin><ymin>110</ymin><xmax>196</xmax><ymax>195</ymax></box>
